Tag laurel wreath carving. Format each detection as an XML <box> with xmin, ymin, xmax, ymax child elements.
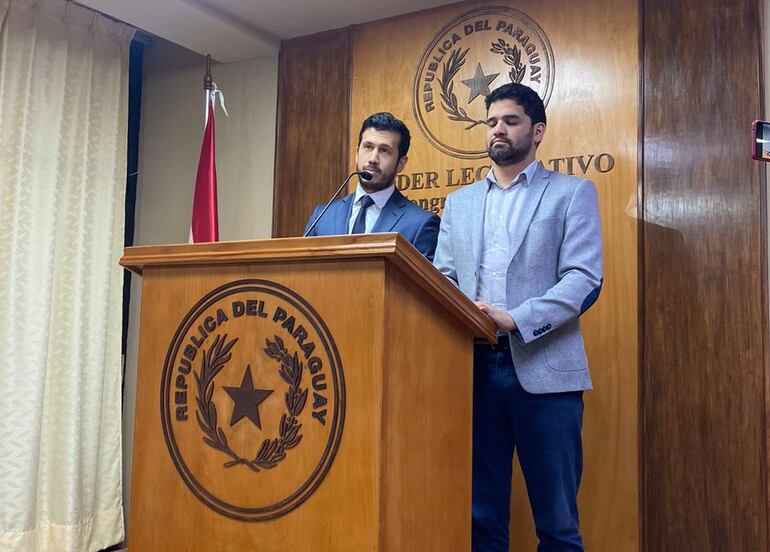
<box><xmin>194</xmin><ymin>334</ymin><xmax>243</xmax><ymax>466</ymax></box>
<box><xmin>194</xmin><ymin>333</ymin><xmax>307</xmax><ymax>472</ymax></box>
<box><xmin>437</xmin><ymin>48</ymin><xmax>486</xmax><ymax>130</ymax></box>
<box><xmin>490</xmin><ymin>39</ymin><xmax>526</xmax><ymax>84</ymax></box>
<box><xmin>254</xmin><ymin>335</ymin><xmax>307</xmax><ymax>468</ymax></box>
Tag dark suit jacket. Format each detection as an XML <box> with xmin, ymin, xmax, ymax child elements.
<box><xmin>304</xmin><ymin>188</ymin><xmax>440</xmax><ymax>261</ymax></box>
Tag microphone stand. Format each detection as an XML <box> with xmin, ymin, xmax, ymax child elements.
<box><xmin>303</xmin><ymin>171</ymin><xmax>371</xmax><ymax>237</ymax></box>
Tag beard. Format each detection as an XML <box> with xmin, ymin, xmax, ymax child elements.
<box><xmin>357</xmin><ymin>164</ymin><xmax>396</xmax><ymax>192</ymax></box>
<box><xmin>487</xmin><ymin>128</ymin><xmax>534</xmax><ymax>166</ymax></box>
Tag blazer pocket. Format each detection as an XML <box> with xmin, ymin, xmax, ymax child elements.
<box><xmin>543</xmin><ymin>330</ymin><xmax>588</xmax><ymax>372</ymax></box>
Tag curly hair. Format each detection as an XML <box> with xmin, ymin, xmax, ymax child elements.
<box><xmin>485</xmin><ymin>83</ymin><xmax>546</xmax><ymax>125</ymax></box>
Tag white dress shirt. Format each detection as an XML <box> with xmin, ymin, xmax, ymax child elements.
<box><xmin>476</xmin><ymin>160</ymin><xmax>540</xmax><ymax>309</ymax></box>
<box><xmin>347</xmin><ymin>183</ymin><xmax>396</xmax><ymax>234</ymax></box>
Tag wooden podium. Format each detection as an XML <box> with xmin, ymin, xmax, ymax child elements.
<box><xmin>121</xmin><ymin>233</ymin><xmax>495</xmax><ymax>551</ymax></box>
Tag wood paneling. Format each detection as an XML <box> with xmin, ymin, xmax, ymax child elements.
<box><xmin>272</xmin><ymin>0</ymin><xmax>770</xmax><ymax>550</ymax></box>
<box><xmin>273</xmin><ymin>28</ymin><xmax>352</xmax><ymax>238</ymax></box>
<box><xmin>381</xmin><ymin>263</ymin><xmax>475</xmax><ymax>550</ymax></box>
<box><xmin>641</xmin><ymin>0</ymin><xmax>766</xmax><ymax>550</ymax></box>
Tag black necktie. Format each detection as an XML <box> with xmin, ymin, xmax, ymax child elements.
<box><xmin>351</xmin><ymin>195</ymin><xmax>375</xmax><ymax>234</ymax></box>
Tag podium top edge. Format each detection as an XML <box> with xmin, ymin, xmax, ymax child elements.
<box><xmin>121</xmin><ymin>234</ymin><xmax>404</xmax><ymax>274</ymax></box>
<box><xmin>120</xmin><ymin>233</ymin><xmax>497</xmax><ymax>342</ymax></box>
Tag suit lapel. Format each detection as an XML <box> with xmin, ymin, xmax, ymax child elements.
<box><xmin>507</xmin><ymin>164</ymin><xmax>550</xmax><ymax>263</ymax></box>
<box><xmin>466</xmin><ymin>184</ymin><xmax>488</xmax><ymax>271</ymax></box>
<box><xmin>334</xmin><ymin>193</ymin><xmax>354</xmax><ymax>235</ymax></box>
<box><xmin>371</xmin><ymin>189</ymin><xmax>406</xmax><ymax>233</ymax></box>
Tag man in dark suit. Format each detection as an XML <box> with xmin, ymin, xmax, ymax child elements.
<box><xmin>303</xmin><ymin>112</ymin><xmax>440</xmax><ymax>261</ymax></box>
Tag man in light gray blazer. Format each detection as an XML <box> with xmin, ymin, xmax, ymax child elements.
<box><xmin>433</xmin><ymin>83</ymin><xmax>603</xmax><ymax>551</ymax></box>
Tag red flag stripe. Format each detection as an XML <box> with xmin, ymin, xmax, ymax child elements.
<box><xmin>191</xmin><ymin>100</ymin><xmax>219</xmax><ymax>242</ymax></box>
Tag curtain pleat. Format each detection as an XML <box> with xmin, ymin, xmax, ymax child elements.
<box><xmin>0</xmin><ymin>0</ymin><xmax>134</xmax><ymax>550</ymax></box>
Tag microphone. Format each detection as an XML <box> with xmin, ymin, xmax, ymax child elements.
<box><xmin>303</xmin><ymin>171</ymin><xmax>373</xmax><ymax>237</ymax></box>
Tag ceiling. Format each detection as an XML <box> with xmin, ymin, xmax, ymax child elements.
<box><xmin>78</xmin><ymin>0</ymin><xmax>459</xmax><ymax>63</ymax></box>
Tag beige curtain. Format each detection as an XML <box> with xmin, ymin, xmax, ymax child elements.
<box><xmin>0</xmin><ymin>0</ymin><xmax>133</xmax><ymax>550</ymax></box>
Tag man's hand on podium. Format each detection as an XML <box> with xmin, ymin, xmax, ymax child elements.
<box><xmin>474</xmin><ymin>301</ymin><xmax>517</xmax><ymax>332</ymax></box>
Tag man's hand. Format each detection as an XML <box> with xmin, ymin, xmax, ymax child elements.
<box><xmin>474</xmin><ymin>301</ymin><xmax>517</xmax><ymax>332</ymax></box>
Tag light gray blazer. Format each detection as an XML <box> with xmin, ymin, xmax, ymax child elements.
<box><xmin>433</xmin><ymin>163</ymin><xmax>603</xmax><ymax>393</ymax></box>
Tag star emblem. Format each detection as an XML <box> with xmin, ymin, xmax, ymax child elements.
<box><xmin>224</xmin><ymin>366</ymin><xmax>273</xmax><ymax>429</ymax></box>
<box><xmin>461</xmin><ymin>63</ymin><xmax>499</xmax><ymax>104</ymax></box>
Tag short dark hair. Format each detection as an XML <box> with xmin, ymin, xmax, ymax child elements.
<box><xmin>485</xmin><ymin>83</ymin><xmax>546</xmax><ymax>125</ymax></box>
<box><xmin>358</xmin><ymin>112</ymin><xmax>411</xmax><ymax>159</ymax></box>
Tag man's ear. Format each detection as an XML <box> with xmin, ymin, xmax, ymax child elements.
<box><xmin>533</xmin><ymin>122</ymin><xmax>546</xmax><ymax>145</ymax></box>
<box><xmin>396</xmin><ymin>155</ymin><xmax>408</xmax><ymax>173</ymax></box>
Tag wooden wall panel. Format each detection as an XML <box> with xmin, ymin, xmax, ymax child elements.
<box><xmin>641</xmin><ymin>0</ymin><xmax>766</xmax><ymax>550</ymax></box>
<box><xmin>274</xmin><ymin>0</ymin><xmax>770</xmax><ymax>550</ymax></box>
<box><xmin>273</xmin><ymin>28</ymin><xmax>352</xmax><ymax>238</ymax></box>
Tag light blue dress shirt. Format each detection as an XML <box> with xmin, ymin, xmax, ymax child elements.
<box><xmin>477</xmin><ymin>160</ymin><xmax>540</xmax><ymax>309</ymax></box>
<box><xmin>347</xmin><ymin>184</ymin><xmax>396</xmax><ymax>234</ymax></box>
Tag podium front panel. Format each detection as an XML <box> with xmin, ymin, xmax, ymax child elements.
<box><xmin>128</xmin><ymin>257</ymin><xmax>473</xmax><ymax>551</ymax></box>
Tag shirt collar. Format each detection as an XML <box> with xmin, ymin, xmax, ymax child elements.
<box><xmin>485</xmin><ymin>160</ymin><xmax>540</xmax><ymax>190</ymax></box>
<box><xmin>354</xmin><ymin>183</ymin><xmax>396</xmax><ymax>209</ymax></box>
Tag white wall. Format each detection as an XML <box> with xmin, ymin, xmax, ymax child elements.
<box><xmin>134</xmin><ymin>55</ymin><xmax>278</xmax><ymax>244</ymax></box>
<box><xmin>121</xmin><ymin>51</ymin><xmax>278</xmax><ymax>538</ymax></box>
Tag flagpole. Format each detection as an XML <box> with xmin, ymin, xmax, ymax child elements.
<box><xmin>191</xmin><ymin>53</ymin><xmax>219</xmax><ymax>243</ymax></box>
<box><xmin>204</xmin><ymin>54</ymin><xmax>212</xmax><ymax>124</ymax></box>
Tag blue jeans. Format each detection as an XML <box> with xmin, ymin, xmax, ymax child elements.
<box><xmin>472</xmin><ymin>340</ymin><xmax>584</xmax><ymax>552</ymax></box>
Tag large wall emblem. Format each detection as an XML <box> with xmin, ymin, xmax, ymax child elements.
<box><xmin>161</xmin><ymin>279</ymin><xmax>345</xmax><ymax>521</ymax></box>
<box><xmin>413</xmin><ymin>7</ymin><xmax>554</xmax><ymax>159</ymax></box>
